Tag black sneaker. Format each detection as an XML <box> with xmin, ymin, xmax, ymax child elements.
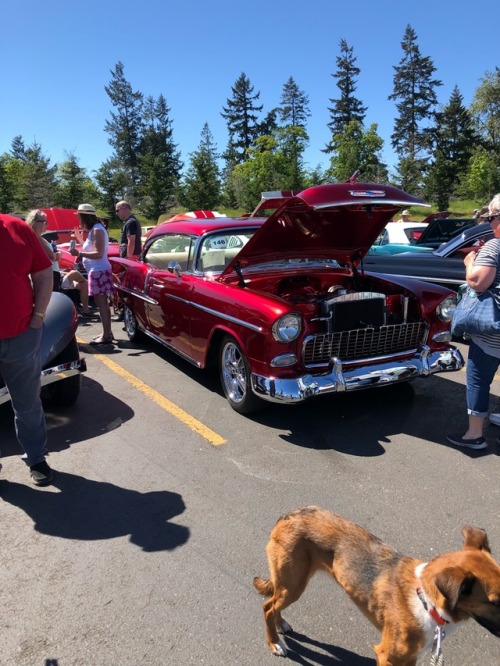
<box><xmin>30</xmin><ymin>460</ymin><xmax>54</xmax><ymax>486</ymax></box>
<box><xmin>446</xmin><ymin>433</ymin><xmax>487</xmax><ymax>450</ymax></box>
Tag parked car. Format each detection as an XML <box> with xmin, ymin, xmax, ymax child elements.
<box><xmin>363</xmin><ymin>221</ymin><xmax>493</xmax><ymax>290</ymax></box>
<box><xmin>0</xmin><ymin>291</ymin><xmax>86</xmax><ymax>407</ymax></box>
<box><xmin>41</xmin><ymin>207</ymin><xmax>120</xmax><ymax>273</ymax></box>
<box><xmin>110</xmin><ymin>182</ymin><xmax>464</xmax><ymax>414</ymax></box>
<box><xmin>372</xmin><ymin>221</ymin><xmax>429</xmax><ymax>246</ymax></box>
<box><xmin>368</xmin><ymin>216</ymin><xmax>477</xmax><ymax>256</ymax></box>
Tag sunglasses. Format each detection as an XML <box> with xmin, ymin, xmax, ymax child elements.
<box><xmin>487</xmin><ymin>215</ymin><xmax>500</xmax><ymax>224</ymax></box>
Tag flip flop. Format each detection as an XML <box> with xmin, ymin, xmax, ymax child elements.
<box><xmin>89</xmin><ymin>336</ymin><xmax>113</xmax><ymax>345</ymax></box>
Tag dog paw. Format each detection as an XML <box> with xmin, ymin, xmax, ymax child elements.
<box><xmin>278</xmin><ymin>619</ymin><xmax>292</xmax><ymax>635</ymax></box>
<box><xmin>271</xmin><ymin>640</ymin><xmax>287</xmax><ymax>657</ymax></box>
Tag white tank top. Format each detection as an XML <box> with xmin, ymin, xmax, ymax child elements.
<box><xmin>82</xmin><ymin>222</ymin><xmax>111</xmax><ymax>272</ymax></box>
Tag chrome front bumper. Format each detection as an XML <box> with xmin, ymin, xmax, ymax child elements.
<box><xmin>251</xmin><ymin>346</ymin><xmax>464</xmax><ymax>404</ymax></box>
<box><xmin>0</xmin><ymin>358</ymin><xmax>86</xmax><ymax>406</ymax></box>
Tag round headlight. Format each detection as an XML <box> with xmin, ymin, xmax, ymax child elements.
<box><xmin>272</xmin><ymin>314</ymin><xmax>301</xmax><ymax>342</ymax></box>
<box><xmin>436</xmin><ymin>295</ymin><xmax>457</xmax><ymax>322</ymax></box>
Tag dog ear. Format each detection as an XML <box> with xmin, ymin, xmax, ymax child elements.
<box><xmin>461</xmin><ymin>526</ymin><xmax>491</xmax><ymax>553</ymax></box>
<box><xmin>434</xmin><ymin>569</ymin><xmax>476</xmax><ymax>610</ymax></box>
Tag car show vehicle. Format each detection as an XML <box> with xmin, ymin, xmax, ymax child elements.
<box><xmin>110</xmin><ymin>182</ymin><xmax>464</xmax><ymax>413</ymax></box>
<box><xmin>363</xmin><ymin>221</ymin><xmax>493</xmax><ymax>290</ymax></box>
<box><xmin>0</xmin><ymin>291</ymin><xmax>86</xmax><ymax>407</ymax></box>
<box><xmin>368</xmin><ymin>216</ymin><xmax>477</xmax><ymax>256</ymax></box>
<box><xmin>372</xmin><ymin>221</ymin><xmax>429</xmax><ymax>246</ymax></box>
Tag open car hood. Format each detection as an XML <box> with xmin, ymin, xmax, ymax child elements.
<box><xmin>221</xmin><ymin>182</ymin><xmax>428</xmax><ymax>274</ymax></box>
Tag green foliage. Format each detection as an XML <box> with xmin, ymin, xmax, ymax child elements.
<box><xmin>326</xmin><ymin>121</ymin><xmax>387</xmax><ymax>183</ymax></box>
<box><xmin>179</xmin><ymin>123</ymin><xmax>221</xmax><ymax>210</ymax></box>
<box><xmin>53</xmin><ymin>153</ymin><xmax>99</xmax><ymax>208</ymax></box>
<box><xmin>221</xmin><ymin>73</ymin><xmax>263</xmax><ymax>164</ymax></box>
<box><xmin>425</xmin><ymin>87</ymin><xmax>478</xmax><ymax>208</ymax></box>
<box><xmin>104</xmin><ymin>61</ymin><xmax>144</xmax><ymax>197</ymax></box>
<box><xmin>470</xmin><ymin>67</ymin><xmax>500</xmax><ymax>154</ymax></box>
<box><xmin>324</xmin><ymin>39</ymin><xmax>367</xmax><ymax>154</ymax></box>
<box><xmin>389</xmin><ymin>24</ymin><xmax>442</xmax><ymax>166</ymax></box>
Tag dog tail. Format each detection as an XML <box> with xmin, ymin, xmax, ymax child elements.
<box><xmin>253</xmin><ymin>576</ymin><xmax>274</xmax><ymax>597</ymax></box>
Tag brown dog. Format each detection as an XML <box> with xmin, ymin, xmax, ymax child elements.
<box><xmin>254</xmin><ymin>506</ymin><xmax>500</xmax><ymax>665</ymax></box>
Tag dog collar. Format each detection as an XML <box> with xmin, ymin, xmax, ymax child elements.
<box><xmin>415</xmin><ymin>564</ymin><xmax>449</xmax><ymax>627</ymax></box>
<box><xmin>416</xmin><ymin>586</ymin><xmax>449</xmax><ymax>626</ymax></box>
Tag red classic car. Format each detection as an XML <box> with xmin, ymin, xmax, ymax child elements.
<box><xmin>110</xmin><ymin>182</ymin><xmax>464</xmax><ymax>413</ymax></box>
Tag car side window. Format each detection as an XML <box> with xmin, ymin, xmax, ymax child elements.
<box><xmin>145</xmin><ymin>234</ymin><xmax>194</xmax><ymax>271</ymax></box>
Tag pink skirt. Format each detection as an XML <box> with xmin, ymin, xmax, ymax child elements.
<box><xmin>88</xmin><ymin>269</ymin><xmax>114</xmax><ymax>296</ymax></box>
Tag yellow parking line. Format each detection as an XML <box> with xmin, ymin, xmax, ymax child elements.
<box><xmin>78</xmin><ymin>340</ymin><xmax>226</xmax><ymax>446</ymax></box>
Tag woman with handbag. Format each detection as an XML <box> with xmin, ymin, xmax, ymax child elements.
<box><xmin>447</xmin><ymin>194</ymin><xmax>500</xmax><ymax>449</ymax></box>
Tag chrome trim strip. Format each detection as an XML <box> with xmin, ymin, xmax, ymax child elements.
<box><xmin>116</xmin><ymin>285</ymin><xmax>157</xmax><ymax>305</ymax></box>
<box><xmin>190</xmin><ymin>301</ymin><xmax>263</xmax><ymax>332</ymax></box>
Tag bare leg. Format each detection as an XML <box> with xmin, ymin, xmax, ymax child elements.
<box><xmin>93</xmin><ymin>294</ymin><xmax>112</xmax><ymax>339</ymax></box>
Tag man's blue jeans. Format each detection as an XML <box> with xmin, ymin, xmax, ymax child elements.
<box><xmin>467</xmin><ymin>340</ymin><xmax>500</xmax><ymax>417</ymax></box>
<box><xmin>0</xmin><ymin>325</ymin><xmax>48</xmax><ymax>466</ymax></box>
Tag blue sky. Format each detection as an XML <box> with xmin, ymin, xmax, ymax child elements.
<box><xmin>1</xmin><ymin>0</ymin><xmax>498</xmax><ymax>180</ymax></box>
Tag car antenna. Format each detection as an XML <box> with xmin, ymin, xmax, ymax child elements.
<box><xmin>348</xmin><ymin>170</ymin><xmax>360</xmax><ymax>184</ymax></box>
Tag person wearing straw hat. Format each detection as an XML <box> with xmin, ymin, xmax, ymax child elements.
<box><xmin>395</xmin><ymin>209</ymin><xmax>412</xmax><ymax>223</ymax></box>
<box><xmin>70</xmin><ymin>204</ymin><xmax>113</xmax><ymax>345</ymax></box>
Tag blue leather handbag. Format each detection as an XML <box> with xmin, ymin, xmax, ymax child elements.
<box><xmin>451</xmin><ymin>284</ymin><xmax>500</xmax><ymax>337</ymax></box>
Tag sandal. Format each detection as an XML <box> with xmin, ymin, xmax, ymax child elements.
<box><xmin>89</xmin><ymin>335</ymin><xmax>113</xmax><ymax>345</ymax></box>
<box><xmin>79</xmin><ymin>311</ymin><xmax>94</xmax><ymax>318</ymax></box>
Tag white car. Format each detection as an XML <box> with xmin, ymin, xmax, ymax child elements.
<box><xmin>373</xmin><ymin>222</ymin><xmax>428</xmax><ymax>246</ymax></box>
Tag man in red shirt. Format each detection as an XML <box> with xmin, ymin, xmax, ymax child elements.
<box><xmin>0</xmin><ymin>214</ymin><xmax>54</xmax><ymax>485</ymax></box>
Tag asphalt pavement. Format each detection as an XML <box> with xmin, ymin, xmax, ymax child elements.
<box><xmin>1</xmin><ymin>318</ymin><xmax>499</xmax><ymax>665</ymax></box>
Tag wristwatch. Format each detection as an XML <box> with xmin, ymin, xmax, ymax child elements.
<box><xmin>33</xmin><ymin>311</ymin><xmax>45</xmax><ymax>319</ymax></box>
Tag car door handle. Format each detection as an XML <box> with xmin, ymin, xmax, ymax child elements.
<box><xmin>150</xmin><ymin>279</ymin><xmax>165</xmax><ymax>289</ymax></box>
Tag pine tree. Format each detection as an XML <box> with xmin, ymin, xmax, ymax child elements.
<box><xmin>277</xmin><ymin>77</ymin><xmax>310</xmax><ymax>189</ymax></box>
<box><xmin>279</xmin><ymin>77</ymin><xmax>311</xmax><ymax>128</ymax></box>
<box><xmin>138</xmin><ymin>94</ymin><xmax>183</xmax><ymax>220</ymax></box>
<box><xmin>425</xmin><ymin>86</ymin><xmax>478</xmax><ymax>208</ymax></box>
<box><xmin>53</xmin><ymin>152</ymin><xmax>98</xmax><ymax>208</ymax></box>
<box><xmin>324</xmin><ymin>39</ymin><xmax>367</xmax><ymax>153</ymax></box>
<box><xmin>15</xmin><ymin>141</ymin><xmax>57</xmax><ymax>209</ymax></box>
<box><xmin>221</xmin><ymin>73</ymin><xmax>263</xmax><ymax>164</ymax></box>
<box><xmin>180</xmin><ymin>123</ymin><xmax>221</xmax><ymax>210</ymax></box>
<box><xmin>470</xmin><ymin>67</ymin><xmax>500</xmax><ymax>155</ymax></box>
<box><xmin>389</xmin><ymin>25</ymin><xmax>442</xmax><ymax>167</ymax></box>
<box><xmin>104</xmin><ymin>61</ymin><xmax>144</xmax><ymax>197</ymax></box>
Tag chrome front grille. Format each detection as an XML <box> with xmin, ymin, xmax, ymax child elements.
<box><xmin>303</xmin><ymin>322</ymin><xmax>428</xmax><ymax>366</ymax></box>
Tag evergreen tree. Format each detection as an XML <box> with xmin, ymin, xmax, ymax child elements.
<box><xmin>277</xmin><ymin>77</ymin><xmax>310</xmax><ymax>189</ymax></box>
<box><xmin>104</xmin><ymin>61</ymin><xmax>144</xmax><ymax>197</ymax></box>
<box><xmin>10</xmin><ymin>135</ymin><xmax>26</xmax><ymax>160</ymax></box>
<box><xmin>389</xmin><ymin>25</ymin><xmax>442</xmax><ymax>190</ymax></box>
<box><xmin>138</xmin><ymin>94</ymin><xmax>183</xmax><ymax>220</ymax></box>
<box><xmin>14</xmin><ymin>141</ymin><xmax>57</xmax><ymax>209</ymax></box>
<box><xmin>179</xmin><ymin>123</ymin><xmax>221</xmax><ymax>210</ymax></box>
<box><xmin>470</xmin><ymin>67</ymin><xmax>500</xmax><ymax>155</ymax></box>
<box><xmin>279</xmin><ymin>77</ymin><xmax>311</xmax><ymax>128</ymax></box>
<box><xmin>95</xmin><ymin>157</ymin><xmax>132</xmax><ymax>219</ymax></box>
<box><xmin>221</xmin><ymin>72</ymin><xmax>263</xmax><ymax>164</ymax></box>
<box><xmin>257</xmin><ymin>108</ymin><xmax>279</xmax><ymax>137</ymax></box>
<box><xmin>324</xmin><ymin>39</ymin><xmax>367</xmax><ymax>153</ymax></box>
<box><xmin>425</xmin><ymin>86</ymin><xmax>478</xmax><ymax>208</ymax></box>
<box><xmin>53</xmin><ymin>152</ymin><xmax>98</xmax><ymax>208</ymax></box>
<box><xmin>0</xmin><ymin>153</ymin><xmax>15</xmax><ymax>212</ymax></box>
